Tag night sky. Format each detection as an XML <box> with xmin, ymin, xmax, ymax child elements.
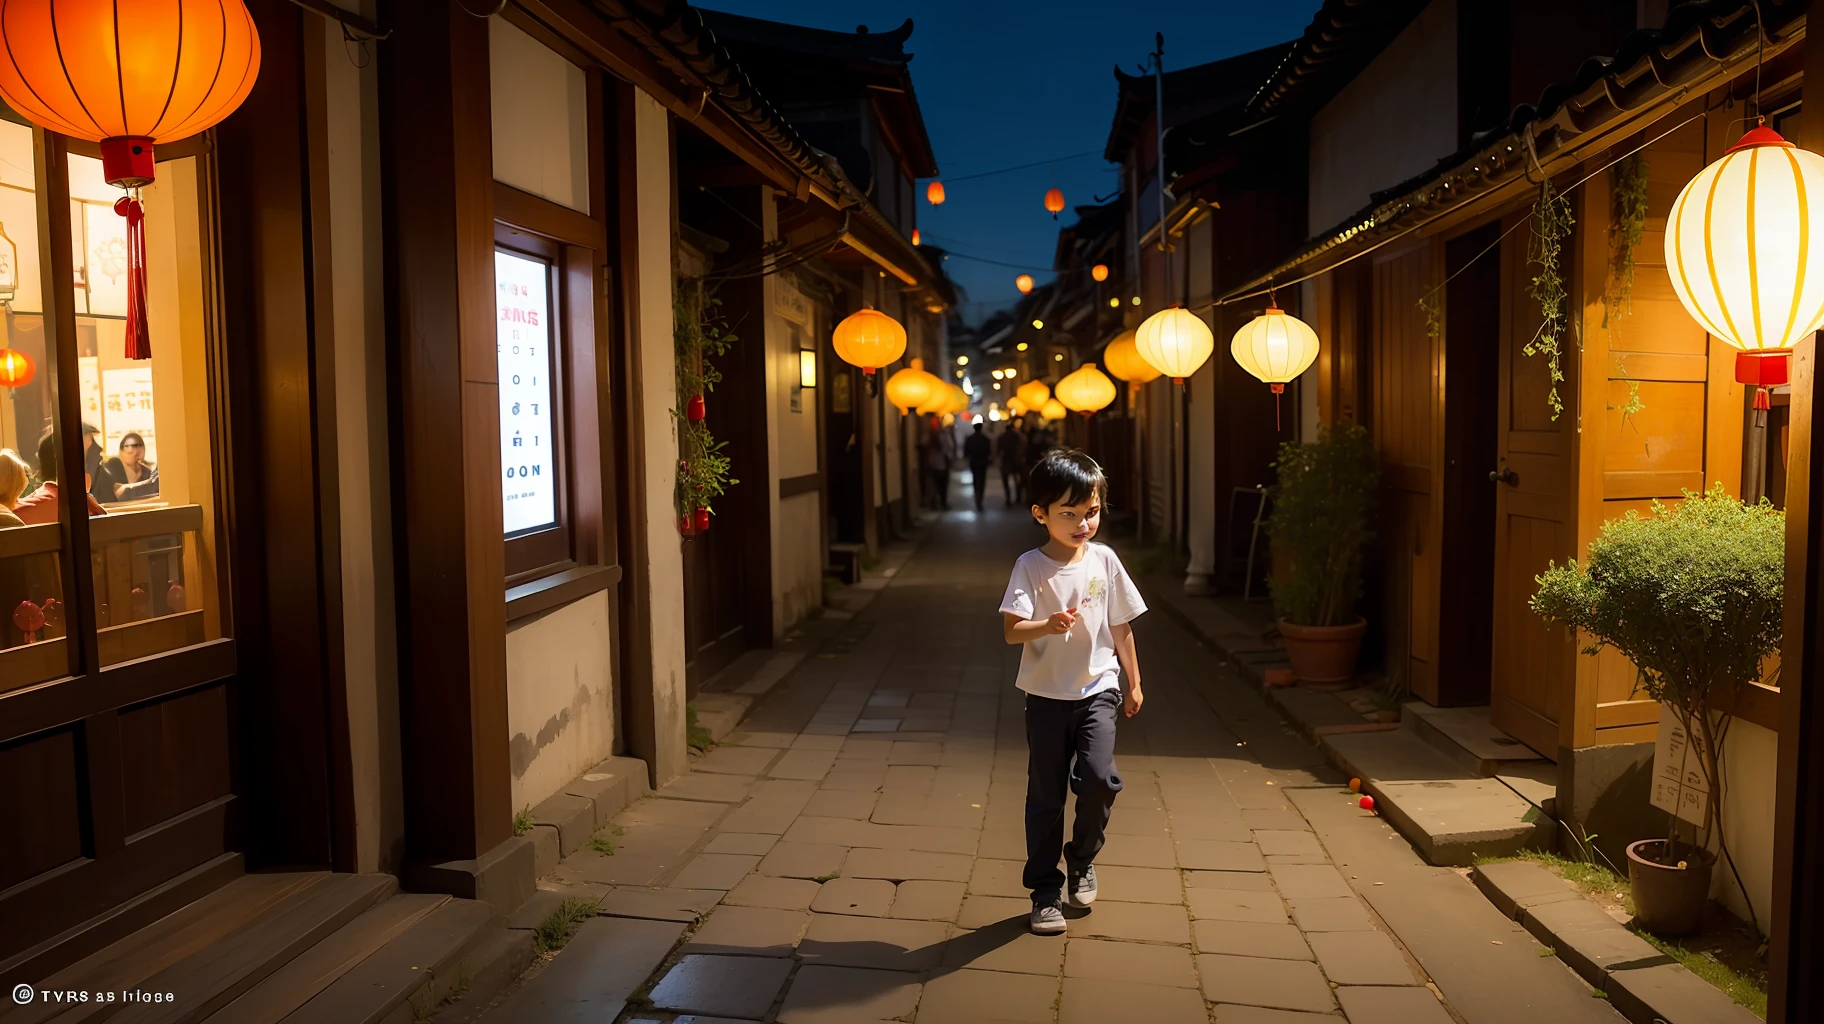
<box><xmin>698</xmin><ymin>0</ymin><xmax>1324</xmax><ymax>325</ymax></box>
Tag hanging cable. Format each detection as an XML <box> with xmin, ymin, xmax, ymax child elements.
<box><xmin>938</xmin><ymin>148</ymin><xmax>1106</xmax><ymax>184</ymax></box>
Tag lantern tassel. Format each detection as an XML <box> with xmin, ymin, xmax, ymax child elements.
<box><xmin>116</xmin><ymin>197</ymin><xmax>151</xmax><ymax>360</ymax></box>
<box><xmin>1270</xmin><ymin>383</ymin><xmax>1285</xmax><ymax>431</ymax></box>
<box><xmin>1753</xmin><ymin>386</ymin><xmax>1772</xmax><ymax>412</ymax></box>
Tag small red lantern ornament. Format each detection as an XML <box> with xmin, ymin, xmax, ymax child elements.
<box><xmin>926</xmin><ymin>181</ymin><xmax>946</xmax><ymax>206</ymax></box>
<box><xmin>687</xmin><ymin>394</ymin><xmax>706</xmax><ymax>422</ymax></box>
<box><xmin>1044</xmin><ymin>187</ymin><xmax>1065</xmax><ymax>218</ymax></box>
<box><xmin>14</xmin><ymin>599</ymin><xmax>44</xmax><ymax>643</ymax></box>
<box><xmin>0</xmin><ymin>347</ymin><xmax>33</xmax><ymax>388</ymax></box>
<box><xmin>693</xmin><ymin>507</ymin><xmax>711</xmax><ymax>533</ymax></box>
<box><xmin>0</xmin><ymin>0</ymin><xmax>262</xmax><ymax>360</ymax></box>
<box><xmin>1091</xmin><ymin>264</ymin><xmax>1109</xmax><ymax>283</ymax></box>
<box><xmin>911</xmin><ymin>228</ymin><xmax>921</xmax><ymax>246</ymax></box>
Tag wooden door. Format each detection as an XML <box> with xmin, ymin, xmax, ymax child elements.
<box><xmin>1372</xmin><ymin>244</ymin><xmax>1441</xmax><ymax>703</ymax></box>
<box><xmin>1490</xmin><ymin>211</ymin><xmax>1577</xmax><ymax>758</ymax></box>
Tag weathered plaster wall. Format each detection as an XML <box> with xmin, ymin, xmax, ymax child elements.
<box><xmin>1713</xmin><ymin>719</ymin><xmax>1776</xmax><ymax>928</ymax></box>
<box><xmin>319</xmin><ymin>9</ymin><xmax>404</xmax><ymax>875</ymax></box>
<box><xmin>1308</xmin><ymin>0</ymin><xmax>1457</xmax><ymax>233</ymax></box>
<box><xmin>505</xmin><ymin>591</ymin><xmax>615</xmax><ymax>811</ymax></box>
<box><xmin>634</xmin><ymin>89</ymin><xmax>689</xmax><ymax>785</ymax></box>
<box><xmin>769</xmin><ymin>266</ymin><xmax>823</xmax><ymax>636</ymax></box>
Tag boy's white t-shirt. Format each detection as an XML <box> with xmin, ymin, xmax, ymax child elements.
<box><xmin>999</xmin><ymin>542</ymin><xmax>1147</xmax><ymax>700</ymax></box>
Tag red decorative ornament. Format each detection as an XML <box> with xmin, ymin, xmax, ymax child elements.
<box><xmin>693</xmin><ymin>507</ymin><xmax>711</xmax><ymax>533</ymax></box>
<box><xmin>115</xmin><ymin>198</ymin><xmax>151</xmax><ymax>359</ymax></box>
<box><xmin>1358</xmin><ymin>795</ymin><xmax>1376</xmax><ymax>811</ymax></box>
<box><xmin>0</xmin><ymin>347</ymin><xmax>33</xmax><ymax>387</ymax></box>
<box><xmin>687</xmin><ymin>394</ymin><xmax>706</xmax><ymax>422</ymax></box>
<box><xmin>1737</xmin><ymin>350</ymin><xmax>1790</xmax><ymax>411</ymax></box>
<box><xmin>13</xmin><ymin>599</ymin><xmax>44</xmax><ymax>642</ymax></box>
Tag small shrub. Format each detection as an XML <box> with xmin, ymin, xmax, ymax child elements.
<box><xmin>1267</xmin><ymin>422</ymin><xmax>1379</xmax><ymax>626</ymax></box>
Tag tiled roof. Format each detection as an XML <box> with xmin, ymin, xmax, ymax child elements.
<box><xmin>1104</xmin><ymin>42</ymin><xmax>1292</xmax><ymax>163</ymax></box>
<box><xmin>1246</xmin><ymin>0</ymin><xmax>1429</xmax><ymax>117</ymax></box>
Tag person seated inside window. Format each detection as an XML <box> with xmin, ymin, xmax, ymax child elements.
<box><xmin>101</xmin><ymin>432</ymin><xmax>159</xmax><ymax>502</ymax></box>
<box><xmin>0</xmin><ymin>448</ymin><xmax>28</xmax><ymax>528</ymax></box>
<box><xmin>13</xmin><ymin>431</ymin><xmax>108</xmax><ymax>525</ymax></box>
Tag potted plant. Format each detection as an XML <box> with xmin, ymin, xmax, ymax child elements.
<box><xmin>1531</xmin><ymin>485</ymin><xmax>1781</xmax><ymax>936</ymax></box>
<box><xmin>1267</xmin><ymin>422</ymin><xmax>1378</xmax><ymax>687</ymax></box>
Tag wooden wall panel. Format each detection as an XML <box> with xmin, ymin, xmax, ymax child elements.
<box><xmin>118</xmin><ymin>685</ymin><xmax>233</xmax><ymax>837</ymax></box>
<box><xmin>0</xmin><ymin>728</ymin><xmax>83</xmax><ymax>890</ymax></box>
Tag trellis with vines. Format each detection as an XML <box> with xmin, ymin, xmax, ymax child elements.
<box><xmin>1606</xmin><ymin>154</ymin><xmax>1651</xmax><ymax>425</ymax></box>
<box><xmin>674</xmin><ymin>277</ymin><xmax>738</xmax><ymax>536</ymax></box>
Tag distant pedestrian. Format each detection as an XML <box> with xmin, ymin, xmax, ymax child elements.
<box><xmin>997</xmin><ymin>421</ymin><xmax>1027</xmax><ymax>506</ymax></box>
<box><xmin>999</xmin><ymin>449</ymin><xmax>1146</xmax><ymax>935</ymax></box>
<box><xmin>963</xmin><ymin>422</ymin><xmax>993</xmax><ymax>512</ymax></box>
<box><xmin>923</xmin><ymin>426</ymin><xmax>950</xmax><ymax>510</ymax></box>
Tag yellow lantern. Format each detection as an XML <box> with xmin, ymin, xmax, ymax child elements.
<box><xmin>1054</xmin><ymin>363</ymin><xmax>1117</xmax><ymax>417</ymax></box>
<box><xmin>1135</xmin><ymin>306</ymin><xmax>1214</xmax><ymax>384</ymax></box>
<box><xmin>1040</xmin><ymin>398</ymin><xmax>1067</xmax><ymax>421</ymax></box>
<box><xmin>832</xmin><ymin>308</ymin><xmax>907</xmax><ymax>374</ymax></box>
<box><xmin>1016</xmin><ymin>379</ymin><xmax>1051</xmax><ymax>410</ymax></box>
<box><xmin>1015</xmin><ymin>274</ymin><xmax>1034</xmax><ymax>294</ymax></box>
<box><xmin>1231</xmin><ymin>305</ymin><xmax>1320</xmax><ymax>429</ymax></box>
<box><xmin>1102</xmin><ymin>329</ymin><xmax>1160</xmax><ymax>388</ymax></box>
<box><xmin>1666</xmin><ymin>124</ymin><xmax>1824</xmax><ymax>404</ymax></box>
<box><xmin>885</xmin><ymin>357</ymin><xmax>937</xmax><ymax>415</ymax></box>
<box><xmin>1007</xmin><ymin>396</ymin><xmax>1029</xmax><ymax>417</ymax></box>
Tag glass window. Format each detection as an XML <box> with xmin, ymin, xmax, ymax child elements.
<box><xmin>0</xmin><ymin>118</ymin><xmax>70</xmax><ymax>690</ymax></box>
<box><xmin>497</xmin><ymin>248</ymin><xmax>559</xmax><ymax>536</ymax></box>
<box><xmin>67</xmin><ymin>151</ymin><xmax>225</xmax><ymax>666</ymax></box>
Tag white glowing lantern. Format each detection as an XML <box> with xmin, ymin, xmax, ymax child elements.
<box><xmin>1666</xmin><ymin>124</ymin><xmax>1824</xmax><ymax>403</ymax></box>
<box><xmin>1230</xmin><ymin>306</ymin><xmax>1320</xmax><ymax>391</ymax></box>
<box><xmin>1134</xmin><ymin>307</ymin><xmax>1214</xmax><ymax>384</ymax></box>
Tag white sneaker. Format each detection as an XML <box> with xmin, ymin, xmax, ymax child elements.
<box><xmin>1067</xmin><ymin>865</ymin><xmax>1098</xmax><ymax>908</ymax></box>
<box><xmin>1029</xmin><ymin>898</ymin><xmax>1066</xmax><ymax>935</ymax></box>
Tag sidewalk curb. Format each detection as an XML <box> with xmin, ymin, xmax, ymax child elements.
<box><xmin>1470</xmin><ymin>861</ymin><xmax>1760</xmax><ymax>1024</ymax></box>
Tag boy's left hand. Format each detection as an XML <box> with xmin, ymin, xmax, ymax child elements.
<box><xmin>1124</xmin><ymin>686</ymin><xmax>1144</xmax><ymax>718</ymax></box>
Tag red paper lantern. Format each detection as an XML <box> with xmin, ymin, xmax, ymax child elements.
<box><xmin>911</xmin><ymin>228</ymin><xmax>921</xmax><ymax>246</ymax></box>
<box><xmin>1044</xmin><ymin>187</ymin><xmax>1065</xmax><ymax>218</ymax></box>
<box><xmin>926</xmin><ymin>181</ymin><xmax>945</xmax><ymax>206</ymax></box>
<box><xmin>0</xmin><ymin>1</ymin><xmax>261</xmax><ymax>360</ymax></box>
<box><xmin>687</xmin><ymin>394</ymin><xmax>706</xmax><ymax>422</ymax></box>
<box><xmin>0</xmin><ymin>348</ymin><xmax>33</xmax><ymax>388</ymax></box>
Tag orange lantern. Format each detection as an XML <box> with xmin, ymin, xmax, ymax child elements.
<box><xmin>1102</xmin><ymin>329</ymin><xmax>1160</xmax><ymax>391</ymax></box>
<box><xmin>1054</xmin><ymin>363</ymin><xmax>1117</xmax><ymax>417</ymax></box>
<box><xmin>1006</xmin><ymin>396</ymin><xmax>1029</xmax><ymax>417</ymax></box>
<box><xmin>1016</xmin><ymin>379</ymin><xmax>1051</xmax><ymax>410</ymax></box>
<box><xmin>884</xmin><ymin>357</ymin><xmax>937</xmax><ymax>415</ymax></box>
<box><xmin>0</xmin><ymin>0</ymin><xmax>262</xmax><ymax>362</ymax></box>
<box><xmin>1044</xmin><ymin>188</ymin><xmax>1065</xmax><ymax>218</ymax></box>
<box><xmin>926</xmin><ymin>181</ymin><xmax>946</xmax><ymax>206</ymax></box>
<box><xmin>1091</xmin><ymin>264</ymin><xmax>1109</xmax><ymax>282</ymax></box>
<box><xmin>1015</xmin><ymin>274</ymin><xmax>1034</xmax><ymax>295</ymax></box>
<box><xmin>911</xmin><ymin>228</ymin><xmax>921</xmax><ymax>246</ymax></box>
<box><xmin>0</xmin><ymin>348</ymin><xmax>33</xmax><ymax>388</ymax></box>
<box><xmin>832</xmin><ymin>308</ymin><xmax>907</xmax><ymax>374</ymax></box>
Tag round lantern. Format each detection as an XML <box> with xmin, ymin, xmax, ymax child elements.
<box><xmin>1055</xmin><ymin>363</ymin><xmax>1117</xmax><ymax>417</ymax></box>
<box><xmin>0</xmin><ymin>0</ymin><xmax>261</xmax><ymax>362</ymax></box>
<box><xmin>1040</xmin><ymin>398</ymin><xmax>1067</xmax><ymax>422</ymax></box>
<box><xmin>1135</xmin><ymin>306</ymin><xmax>1215</xmax><ymax>385</ymax></box>
<box><xmin>1016</xmin><ymin>379</ymin><xmax>1051</xmax><ymax>410</ymax></box>
<box><xmin>1102</xmin><ymin>329</ymin><xmax>1160</xmax><ymax>389</ymax></box>
<box><xmin>1091</xmin><ymin>264</ymin><xmax>1110</xmax><ymax>282</ymax></box>
<box><xmin>832</xmin><ymin>308</ymin><xmax>907</xmax><ymax>374</ymax></box>
<box><xmin>1231</xmin><ymin>306</ymin><xmax>1321</xmax><ymax>429</ymax></box>
<box><xmin>1044</xmin><ymin>188</ymin><xmax>1065</xmax><ymax>218</ymax></box>
<box><xmin>885</xmin><ymin>357</ymin><xmax>937</xmax><ymax>415</ymax></box>
<box><xmin>1007</xmin><ymin>396</ymin><xmax>1029</xmax><ymax>417</ymax></box>
<box><xmin>0</xmin><ymin>347</ymin><xmax>33</xmax><ymax>388</ymax></box>
<box><xmin>926</xmin><ymin>181</ymin><xmax>946</xmax><ymax>206</ymax></box>
<box><xmin>1666</xmin><ymin>124</ymin><xmax>1824</xmax><ymax>407</ymax></box>
<box><xmin>1015</xmin><ymin>274</ymin><xmax>1034</xmax><ymax>295</ymax></box>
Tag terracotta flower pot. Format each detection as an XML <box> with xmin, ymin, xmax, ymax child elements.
<box><xmin>1627</xmin><ymin>838</ymin><xmax>1715</xmax><ymax>936</ymax></box>
<box><xmin>1278</xmin><ymin>617</ymin><xmax>1367</xmax><ymax>687</ymax></box>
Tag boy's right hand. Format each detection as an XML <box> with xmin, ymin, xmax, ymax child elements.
<box><xmin>1045</xmin><ymin>609</ymin><xmax>1078</xmax><ymax>635</ymax></box>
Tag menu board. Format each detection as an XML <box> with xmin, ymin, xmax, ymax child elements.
<box><xmin>102</xmin><ymin>367</ymin><xmax>157</xmax><ymax>464</ymax></box>
<box><xmin>496</xmin><ymin>250</ymin><xmax>556</xmax><ymax>535</ymax></box>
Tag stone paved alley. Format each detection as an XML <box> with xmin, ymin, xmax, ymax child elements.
<box><xmin>469</xmin><ymin>486</ymin><xmax>1632</xmax><ymax>1024</ymax></box>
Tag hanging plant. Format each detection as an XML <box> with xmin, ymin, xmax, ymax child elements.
<box><xmin>674</xmin><ymin>278</ymin><xmax>738</xmax><ymax>532</ymax></box>
<box><xmin>1418</xmin><ymin>290</ymin><xmax>1442</xmax><ymax>341</ymax></box>
<box><xmin>1526</xmin><ymin>179</ymin><xmax>1576</xmax><ymax>420</ymax></box>
<box><xmin>1604</xmin><ymin>153</ymin><xmax>1651</xmax><ymax>330</ymax></box>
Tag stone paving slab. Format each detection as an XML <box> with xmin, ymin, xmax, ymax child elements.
<box><xmin>776</xmin><ymin>965</ymin><xmax>921</xmax><ymax>1023</ymax></box>
<box><xmin>889</xmin><ymin>880</ymin><xmax>966</xmax><ymax>921</ymax></box>
<box><xmin>1188</xmin><ymin>887</ymin><xmax>1289</xmax><ymax>924</ymax></box>
<box><xmin>682</xmin><ymin>905</ymin><xmax>810</xmax><ymax>957</ymax></box>
<box><xmin>487</xmin><ymin>916</ymin><xmax>684</xmax><ymax>1022</ymax></box>
<box><xmin>916</xmin><ymin>968</ymin><xmax>1058</xmax><ymax>1022</ymax></box>
<box><xmin>941</xmin><ymin>922</ymin><xmax>1069</xmax><ymax>976</ymax></box>
<box><xmin>1307</xmin><ymin>927</ymin><xmax>1416</xmax><ymax>984</ymax></box>
<box><xmin>811</xmin><ymin>877</ymin><xmax>895</xmax><ymax>917</ymax></box>
<box><xmin>1067</xmin><ymin>900</ymin><xmax>1191</xmax><ymax>944</ymax></box>
<box><xmin>648</xmin><ymin>954</ymin><xmax>792</xmax><ymax>1019</ymax></box>
<box><xmin>1194</xmin><ymin>920</ymin><xmax>1314</xmax><ymax>960</ymax></box>
<box><xmin>1336</xmin><ymin>984</ymin><xmax>1457</xmax><ymax>1024</ymax></box>
<box><xmin>1063</xmin><ymin>937</ymin><xmax>1198</xmax><ymax>988</ymax></box>
<box><xmin>1197</xmin><ymin>953</ymin><xmax>1337</xmax><ymax>1014</ymax></box>
<box><xmin>723</xmin><ymin>874</ymin><xmax>819</xmax><ymax>911</ymax></box>
<box><xmin>797</xmin><ymin>913</ymin><xmax>949</xmax><ymax>971</ymax></box>
<box><xmin>1058</xmin><ymin>976</ymin><xmax>1210</xmax><ymax>1024</ymax></box>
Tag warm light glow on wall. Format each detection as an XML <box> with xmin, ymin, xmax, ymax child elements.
<box><xmin>800</xmin><ymin>348</ymin><xmax>818</xmax><ymax>389</ymax></box>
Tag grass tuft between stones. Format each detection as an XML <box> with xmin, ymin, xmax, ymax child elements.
<box><xmin>534</xmin><ymin>896</ymin><xmax>600</xmax><ymax>954</ymax></box>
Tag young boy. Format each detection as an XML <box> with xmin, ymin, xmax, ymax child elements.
<box><xmin>1000</xmin><ymin>449</ymin><xmax>1146</xmax><ymax>935</ymax></box>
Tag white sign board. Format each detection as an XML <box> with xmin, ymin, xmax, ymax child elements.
<box><xmin>101</xmin><ymin>366</ymin><xmax>157</xmax><ymax>464</ymax></box>
<box><xmin>1649</xmin><ymin>706</ymin><xmax>1711</xmax><ymax>827</ymax></box>
<box><xmin>495</xmin><ymin>250</ymin><xmax>556</xmax><ymax>536</ymax></box>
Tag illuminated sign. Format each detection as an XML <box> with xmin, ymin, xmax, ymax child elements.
<box><xmin>496</xmin><ymin>250</ymin><xmax>556</xmax><ymax>535</ymax></box>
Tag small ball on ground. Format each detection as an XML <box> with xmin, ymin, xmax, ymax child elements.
<box><xmin>1359</xmin><ymin>795</ymin><xmax>1375</xmax><ymax>811</ymax></box>
<box><xmin>1348</xmin><ymin>777</ymin><xmax>1362</xmax><ymax>793</ymax></box>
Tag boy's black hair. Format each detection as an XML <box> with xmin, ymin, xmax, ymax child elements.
<box><xmin>1028</xmin><ymin>448</ymin><xmax>1105</xmax><ymax>511</ymax></box>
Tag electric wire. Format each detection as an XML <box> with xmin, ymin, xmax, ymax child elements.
<box><xmin>936</xmin><ymin>148</ymin><xmax>1105</xmax><ymax>184</ymax></box>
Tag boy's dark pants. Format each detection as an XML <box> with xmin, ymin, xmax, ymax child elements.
<box><xmin>1023</xmin><ymin>689</ymin><xmax>1123</xmax><ymax>900</ymax></box>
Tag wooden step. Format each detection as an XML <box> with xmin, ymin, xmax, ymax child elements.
<box><xmin>280</xmin><ymin>896</ymin><xmax>498</xmax><ymax>1024</ymax></box>
<box><xmin>16</xmin><ymin>870</ymin><xmax>327</xmax><ymax>1024</ymax></box>
<box><xmin>1</xmin><ymin>853</ymin><xmax>245</xmax><ymax>988</ymax></box>
<box><xmin>65</xmin><ymin>873</ymin><xmax>397</xmax><ymax>1024</ymax></box>
<box><xmin>198</xmin><ymin>894</ymin><xmax>451</xmax><ymax>1024</ymax></box>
